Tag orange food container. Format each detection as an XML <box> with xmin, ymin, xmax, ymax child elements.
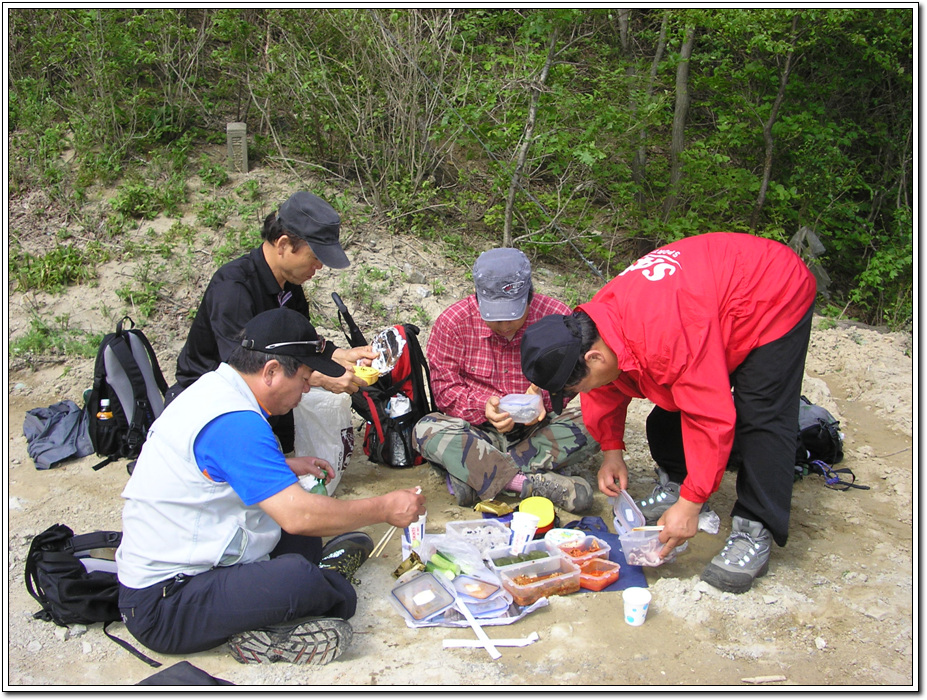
<box><xmin>578</xmin><ymin>558</ymin><xmax>621</xmax><ymax>591</ymax></box>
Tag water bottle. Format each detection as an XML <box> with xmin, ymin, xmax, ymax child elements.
<box><xmin>96</xmin><ymin>399</ymin><xmax>113</xmax><ymax>421</ymax></box>
<box><xmin>387</xmin><ymin>395</ymin><xmax>412</xmax><ymax>467</ymax></box>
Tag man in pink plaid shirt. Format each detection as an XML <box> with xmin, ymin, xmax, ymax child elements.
<box><xmin>413</xmin><ymin>248</ymin><xmax>600</xmax><ymax>512</ymax></box>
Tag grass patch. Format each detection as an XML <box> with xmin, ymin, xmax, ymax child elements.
<box><xmin>11</xmin><ymin>242</ymin><xmax>107</xmax><ymax>293</ymax></box>
<box><xmin>11</xmin><ymin>314</ymin><xmax>102</xmax><ymax>358</ymax></box>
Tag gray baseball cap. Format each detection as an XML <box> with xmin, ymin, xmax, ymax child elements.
<box><xmin>472</xmin><ymin>248</ymin><xmax>532</xmax><ymax>321</ymax></box>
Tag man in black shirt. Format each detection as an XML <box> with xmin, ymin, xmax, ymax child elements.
<box><xmin>168</xmin><ymin>192</ymin><xmax>375</xmax><ymax>451</ymax></box>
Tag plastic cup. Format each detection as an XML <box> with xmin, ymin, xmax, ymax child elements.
<box><xmin>623</xmin><ymin>586</ymin><xmax>652</xmax><ymax>626</ymax></box>
<box><xmin>402</xmin><ymin>511</ymin><xmax>427</xmax><ymax>559</ymax></box>
<box><xmin>509</xmin><ymin>511</ymin><xmax>540</xmax><ymax>555</ymax></box>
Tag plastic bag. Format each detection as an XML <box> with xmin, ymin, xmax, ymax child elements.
<box><xmin>293</xmin><ymin>387</ymin><xmax>354</xmax><ymax>496</ymax></box>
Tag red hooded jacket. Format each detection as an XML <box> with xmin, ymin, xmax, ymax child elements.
<box><xmin>578</xmin><ymin>232</ymin><xmax>816</xmax><ymax>504</ymax></box>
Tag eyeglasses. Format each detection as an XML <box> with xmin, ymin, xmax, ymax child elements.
<box><xmin>241</xmin><ymin>337</ymin><xmax>327</xmax><ymax>353</ymax></box>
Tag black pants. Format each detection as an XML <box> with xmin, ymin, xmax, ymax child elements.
<box><xmin>118</xmin><ymin>532</ymin><xmax>356</xmax><ymax>655</ymax></box>
<box><xmin>646</xmin><ymin>304</ymin><xmax>813</xmax><ymax>547</ymax></box>
<box><xmin>165</xmin><ymin>382</ymin><xmax>295</xmax><ymax>453</ymax></box>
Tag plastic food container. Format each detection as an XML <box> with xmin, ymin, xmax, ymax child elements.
<box><xmin>445</xmin><ymin>519</ymin><xmax>511</xmax><ymax>555</ymax></box>
<box><xmin>544</xmin><ymin>528</ymin><xmax>585</xmax><ymax>551</ymax></box>
<box><xmin>390</xmin><ymin>571</ymin><xmax>456</xmax><ymax>621</ymax></box>
<box><xmin>485</xmin><ymin>539</ymin><xmax>552</xmax><ymax>572</ymax></box>
<box><xmin>555</xmin><ymin>535</ymin><xmax>612</xmax><ymax>567</ymax></box>
<box><xmin>452</xmin><ymin>575</ymin><xmax>501</xmax><ymax>601</ymax></box>
<box><xmin>498</xmin><ymin>394</ymin><xmax>543</xmax><ymax>423</ymax></box>
<box><xmin>578</xmin><ymin>558</ymin><xmax>621</xmax><ymax>591</ymax></box>
<box><xmin>499</xmin><ymin>556</ymin><xmax>580</xmax><ymax>606</ymax></box>
<box><xmin>610</xmin><ymin>490</ymin><xmax>680</xmax><ymax>567</ymax></box>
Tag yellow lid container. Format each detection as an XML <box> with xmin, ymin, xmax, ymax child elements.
<box><xmin>519</xmin><ymin>496</ymin><xmax>555</xmax><ymax>533</ymax></box>
<box><xmin>354</xmin><ymin>365</ymin><xmax>381</xmax><ymax>386</ymax></box>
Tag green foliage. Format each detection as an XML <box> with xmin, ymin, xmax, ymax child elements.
<box><xmin>6</xmin><ymin>7</ymin><xmax>914</xmax><ymax>327</ymax></box>
<box><xmin>115</xmin><ymin>261</ymin><xmax>165</xmax><ymax>320</ymax></box>
<box><xmin>10</xmin><ymin>313</ymin><xmax>102</xmax><ymax>358</ymax></box>
<box><xmin>197</xmin><ymin>154</ymin><xmax>230</xmax><ymax>189</ymax></box>
<box><xmin>212</xmin><ymin>226</ymin><xmax>262</xmax><ymax>266</ymax></box>
<box><xmin>11</xmin><ymin>242</ymin><xmax>105</xmax><ymax>292</ymax></box>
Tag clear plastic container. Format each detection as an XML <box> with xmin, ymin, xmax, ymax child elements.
<box><xmin>555</xmin><ymin>535</ymin><xmax>612</xmax><ymax>567</ymax></box>
<box><xmin>390</xmin><ymin>571</ymin><xmax>456</xmax><ymax>622</ymax></box>
<box><xmin>485</xmin><ymin>539</ymin><xmax>551</xmax><ymax>572</ymax></box>
<box><xmin>610</xmin><ymin>489</ymin><xmax>681</xmax><ymax>567</ymax></box>
<box><xmin>445</xmin><ymin>519</ymin><xmax>511</xmax><ymax>555</ymax></box>
<box><xmin>578</xmin><ymin>558</ymin><xmax>621</xmax><ymax>591</ymax></box>
<box><xmin>499</xmin><ymin>556</ymin><xmax>580</xmax><ymax>606</ymax></box>
<box><xmin>498</xmin><ymin>394</ymin><xmax>543</xmax><ymax>423</ymax></box>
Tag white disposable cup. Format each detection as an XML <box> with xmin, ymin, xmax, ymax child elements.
<box><xmin>623</xmin><ymin>586</ymin><xmax>652</xmax><ymax>626</ymax></box>
<box><xmin>509</xmin><ymin>511</ymin><xmax>540</xmax><ymax>555</ymax></box>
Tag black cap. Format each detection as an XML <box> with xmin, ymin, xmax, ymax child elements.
<box><xmin>520</xmin><ymin>314</ymin><xmax>582</xmax><ymax>414</ymax></box>
<box><xmin>241</xmin><ymin>308</ymin><xmax>346</xmax><ymax>377</ymax></box>
<box><xmin>277</xmin><ymin>192</ymin><xmax>349</xmax><ymax>269</ymax></box>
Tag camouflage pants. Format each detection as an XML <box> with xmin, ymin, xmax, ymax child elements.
<box><xmin>413</xmin><ymin>406</ymin><xmax>600</xmax><ymax>501</ymax></box>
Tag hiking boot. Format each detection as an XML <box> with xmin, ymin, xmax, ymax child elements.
<box><xmin>521</xmin><ymin>471</ymin><xmax>594</xmax><ymax>513</ymax></box>
<box><xmin>228</xmin><ymin>617</ymin><xmax>353</xmax><ymax>665</ymax></box>
<box><xmin>319</xmin><ymin>532</ymin><xmax>373</xmax><ymax>585</ymax></box>
<box><xmin>637</xmin><ymin>468</ymin><xmax>681</xmax><ymax>524</ymax></box>
<box><xmin>447</xmin><ymin>473</ymin><xmax>480</xmax><ymax>508</ymax></box>
<box><xmin>700</xmin><ymin>515</ymin><xmax>772</xmax><ymax>594</ymax></box>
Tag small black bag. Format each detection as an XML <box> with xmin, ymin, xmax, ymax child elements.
<box><xmin>796</xmin><ymin>395</ymin><xmax>844</xmax><ymax>466</ymax></box>
<box><xmin>85</xmin><ymin>316</ymin><xmax>168</xmax><ymax>471</ymax></box>
<box><xmin>794</xmin><ymin>396</ymin><xmax>868</xmax><ymax>490</ymax></box>
<box><xmin>24</xmin><ymin>524</ymin><xmax>161</xmax><ymax>667</ymax></box>
<box><xmin>25</xmin><ymin>524</ymin><xmax>122</xmax><ymax>627</ymax></box>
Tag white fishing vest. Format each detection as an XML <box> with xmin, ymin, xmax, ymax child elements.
<box><xmin>116</xmin><ymin>363</ymin><xmax>282</xmax><ymax>589</ymax></box>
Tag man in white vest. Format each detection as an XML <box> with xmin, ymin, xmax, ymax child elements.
<box><xmin>116</xmin><ymin>308</ymin><xmax>425</xmax><ymax>665</ymax></box>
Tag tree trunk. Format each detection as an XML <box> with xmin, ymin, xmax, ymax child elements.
<box><xmin>503</xmin><ymin>30</ymin><xmax>558</xmax><ymax>248</ymax></box>
<box><xmin>662</xmin><ymin>24</ymin><xmax>696</xmax><ymax>221</ymax></box>
<box><xmin>750</xmin><ymin>13</ymin><xmax>801</xmax><ymax>230</ymax></box>
<box><xmin>632</xmin><ymin>11</ymin><xmax>669</xmax><ymax>204</ymax></box>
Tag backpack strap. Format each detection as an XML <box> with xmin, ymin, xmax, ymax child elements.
<box><xmin>106</xmin><ymin>332</ymin><xmax>153</xmax><ymax>458</ymax></box>
<box><xmin>24</xmin><ymin>525</ymin><xmax>74</xmax><ymax>614</ymax></box>
<box><xmin>103</xmin><ymin>621</ymin><xmax>162</xmax><ymax>668</ymax></box>
<box><xmin>402</xmin><ymin>324</ymin><xmax>437</xmax><ymax>414</ymax></box>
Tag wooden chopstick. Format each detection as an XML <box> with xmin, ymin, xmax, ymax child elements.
<box><xmin>631</xmin><ymin>525</ymin><xmax>664</xmax><ymax>531</ymax></box>
<box><xmin>372</xmin><ymin>526</ymin><xmax>397</xmax><ymax>557</ymax></box>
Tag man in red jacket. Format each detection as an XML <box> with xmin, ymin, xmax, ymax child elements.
<box><xmin>521</xmin><ymin>233</ymin><xmax>817</xmax><ymax>593</ymax></box>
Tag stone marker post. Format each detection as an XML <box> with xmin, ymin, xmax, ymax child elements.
<box><xmin>226</xmin><ymin>122</ymin><xmax>248</xmax><ymax>173</ymax></box>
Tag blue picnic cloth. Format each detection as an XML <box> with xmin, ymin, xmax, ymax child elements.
<box><xmin>563</xmin><ymin>516</ymin><xmax>648</xmax><ymax>591</ymax></box>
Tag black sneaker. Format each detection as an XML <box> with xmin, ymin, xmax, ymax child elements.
<box><xmin>521</xmin><ymin>471</ymin><xmax>594</xmax><ymax>513</ymax></box>
<box><xmin>320</xmin><ymin>532</ymin><xmax>373</xmax><ymax>585</ymax></box>
<box><xmin>700</xmin><ymin>516</ymin><xmax>772</xmax><ymax>594</ymax></box>
<box><xmin>447</xmin><ymin>474</ymin><xmax>480</xmax><ymax>508</ymax></box>
<box><xmin>228</xmin><ymin>617</ymin><xmax>353</xmax><ymax>665</ymax></box>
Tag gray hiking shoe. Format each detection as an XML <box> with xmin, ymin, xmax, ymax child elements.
<box><xmin>521</xmin><ymin>471</ymin><xmax>594</xmax><ymax>513</ymax></box>
<box><xmin>638</xmin><ymin>468</ymin><xmax>681</xmax><ymax>524</ymax></box>
<box><xmin>319</xmin><ymin>532</ymin><xmax>373</xmax><ymax>585</ymax></box>
<box><xmin>700</xmin><ymin>515</ymin><xmax>771</xmax><ymax>594</ymax></box>
<box><xmin>447</xmin><ymin>474</ymin><xmax>480</xmax><ymax>508</ymax></box>
<box><xmin>228</xmin><ymin>617</ymin><xmax>353</xmax><ymax>665</ymax></box>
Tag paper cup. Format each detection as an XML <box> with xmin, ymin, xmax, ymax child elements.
<box><xmin>623</xmin><ymin>586</ymin><xmax>652</xmax><ymax>626</ymax></box>
<box><xmin>510</xmin><ymin>511</ymin><xmax>540</xmax><ymax>554</ymax></box>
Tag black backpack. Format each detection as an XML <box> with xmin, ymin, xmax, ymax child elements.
<box><xmin>796</xmin><ymin>395</ymin><xmax>844</xmax><ymax>466</ymax></box>
<box><xmin>85</xmin><ymin>316</ymin><xmax>168</xmax><ymax>470</ymax></box>
<box><xmin>795</xmin><ymin>395</ymin><xmax>868</xmax><ymax>490</ymax></box>
<box><xmin>24</xmin><ymin>524</ymin><xmax>161</xmax><ymax>667</ymax></box>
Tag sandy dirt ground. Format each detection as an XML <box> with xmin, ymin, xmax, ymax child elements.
<box><xmin>4</xmin><ymin>164</ymin><xmax>916</xmax><ymax>690</ymax></box>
